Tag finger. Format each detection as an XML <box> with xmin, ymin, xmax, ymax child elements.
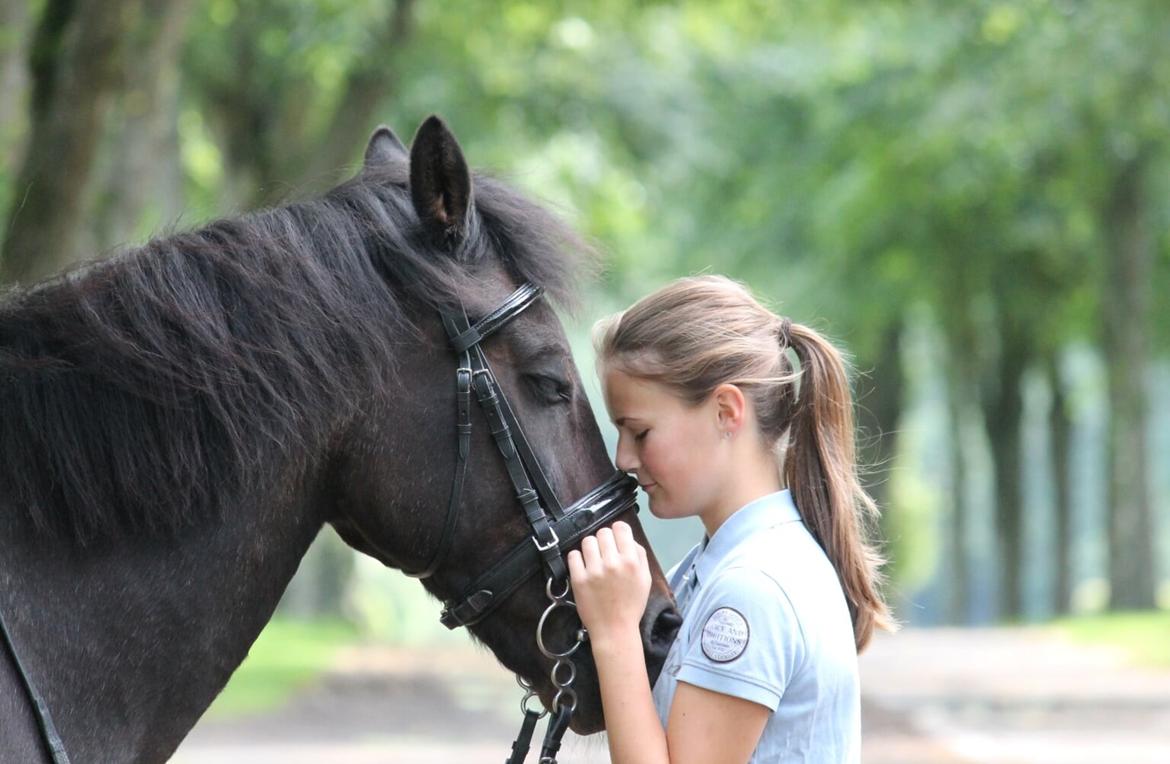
<box><xmin>581</xmin><ymin>535</ymin><xmax>602</xmax><ymax>569</ymax></box>
<box><xmin>567</xmin><ymin>549</ymin><xmax>586</xmax><ymax>582</ymax></box>
<box><xmin>612</xmin><ymin>521</ymin><xmax>637</xmax><ymax>552</ymax></box>
<box><xmin>596</xmin><ymin>526</ymin><xmax>618</xmax><ymax>561</ymax></box>
<box><xmin>613</xmin><ymin>522</ymin><xmax>644</xmax><ymax>567</ymax></box>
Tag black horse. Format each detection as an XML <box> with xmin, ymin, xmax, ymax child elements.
<box><xmin>0</xmin><ymin>116</ymin><xmax>680</xmax><ymax>762</ymax></box>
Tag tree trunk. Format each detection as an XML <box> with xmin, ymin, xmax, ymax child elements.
<box><xmin>209</xmin><ymin>0</ymin><xmax>418</xmax><ymax>212</ymax></box>
<box><xmin>856</xmin><ymin>324</ymin><xmax>903</xmax><ymax>528</ymax></box>
<box><xmin>1048</xmin><ymin>353</ymin><xmax>1074</xmax><ymax>615</ymax></box>
<box><xmin>984</xmin><ymin>327</ymin><xmax>1028</xmax><ymax>621</ymax></box>
<box><xmin>0</xmin><ymin>0</ymin><xmax>32</xmax><ymax>182</ymax></box>
<box><xmin>83</xmin><ymin>0</ymin><xmax>196</xmax><ymax>255</ymax></box>
<box><xmin>944</xmin><ymin>367</ymin><xmax>973</xmax><ymax>624</ymax></box>
<box><xmin>278</xmin><ymin>529</ymin><xmax>355</xmax><ymax>620</ymax></box>
<box><xmin>294</xmin><ymin>0</ymin><xmax>418</xmax><ymax>195</ymax></box>
<box><xmin>1102</xmin><ymin>155</ymin><xmax>1156</xmax><ymax>610</ymax></box>
<box><xmin>0</xmin><ymin>0</ymin><xmax>143</xmax><ymax>285</ymax></box>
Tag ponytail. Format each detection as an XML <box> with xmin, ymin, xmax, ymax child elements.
<box><xmin>784</xmin><ymin>322</ymin><xmax>894</xmax><ymax>651</ymax></box>
<box><xmin>594</xmin><ymin>275</ymin><xmax>895</xmax><ymax>651</ymax></box>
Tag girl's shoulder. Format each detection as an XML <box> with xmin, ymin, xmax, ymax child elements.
<box><xmin>711</xmin><ymin>526</ymin><xmax>851</xmax><ymax>638</ymax></box>
<box><xmin>722</xmin><ymin>520</ymin><xmax>835</xmax><ymax>588</ymax></box>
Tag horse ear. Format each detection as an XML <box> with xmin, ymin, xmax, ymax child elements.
<box><xmin>409</xmin><ymin>115</ymin><xmax>473</xmax><ymax>243</ymax></box>
<box><xmin>363</xmin><ymin>125</ymin><xmax>407</xmax><ymax>169</ymax></box>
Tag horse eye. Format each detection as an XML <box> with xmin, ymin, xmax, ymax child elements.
<box><xmin>526</xmin><ymin>373</ymin><xmax>571</xmax><ymax>405</ymax></box>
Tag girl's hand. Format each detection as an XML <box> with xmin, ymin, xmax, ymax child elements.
<box><xmin>567</xmin><ymin>521</ymin><xmax>651</xmax><ymax>645</ymax></box>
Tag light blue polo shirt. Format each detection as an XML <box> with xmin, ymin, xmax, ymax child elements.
<box><xmin>651</xmin><ymin>490</ymin><xmax>860</xmax><ymax>763</ymax></box>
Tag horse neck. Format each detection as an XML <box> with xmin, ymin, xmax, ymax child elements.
<box><xmin>0</xmin><ymin>474</ymin><xmax>328</xmax><ymax>763</ymax></box>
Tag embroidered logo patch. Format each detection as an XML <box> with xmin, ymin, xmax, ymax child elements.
<box><xmin>700</xmin><ymin>607</ymin><xmax>749</xmax><ymax>663</ymax></box>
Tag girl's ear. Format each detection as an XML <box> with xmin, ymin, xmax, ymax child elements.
<box><xmin>711</xmin><ymin>383</ymin><xmax>747</xmax><ymax>436</ymax></box>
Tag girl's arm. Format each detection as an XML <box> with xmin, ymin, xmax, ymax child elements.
<box><xmin>568</xmin><ymin>522</ymin><xmax>769</xmax><ymax>764</ymax></box>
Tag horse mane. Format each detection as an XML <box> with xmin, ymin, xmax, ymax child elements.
<box><xmin>0</xmin><ymin>163</ymin><xmax>592</xmax><ymax>544</ymax></box>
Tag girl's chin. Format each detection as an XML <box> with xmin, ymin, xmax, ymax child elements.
<box><xmin>644</xmin><ymin>485</ymin><xmax>695</xmax><ymax>520</ymax></box>
<box><xmin>647</xmin><ymin>496</ymin><xmax>673</xmax><ymax>519</ymax></box>
<box><xmin>648</xmin><ymin>497</ymin><xmax>699</xmax><ymax>522</ymax></box>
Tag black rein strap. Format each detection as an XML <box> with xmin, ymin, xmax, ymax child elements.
<box><xmin>0</xmin><ymin>608</ymin><xmax>71</xmax><ymax>764</ymax></box>
<box><xmin>506</xmin><ymin>709</ymin><xmax>541</xmax><ymax>764</ymax></box>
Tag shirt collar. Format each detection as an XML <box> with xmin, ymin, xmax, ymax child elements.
<box><xmin>692</xmin><ymin>489</ymin><xmax>802</xmax><ymax>587</ymax></box>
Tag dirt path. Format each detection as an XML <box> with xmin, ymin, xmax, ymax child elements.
<box><xmin>172</xmin><ymin>645</ymin><xmax>609</xmax><ymax>764</ymax></box>
<box><xmin>171</xmin><ymin>627</ymin><xmax>1170</xmax><ymax>763</ymax></box>
<box><xmin>860</xmin><ymin>627</ymin><xmax>1170</xmax><ymax>764</ymax></box>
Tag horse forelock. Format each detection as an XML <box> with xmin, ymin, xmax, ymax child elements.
<box><xmin>0</xmin><ymin>169</ymin><xmax>592</xmax><ymax>545</ymax></box>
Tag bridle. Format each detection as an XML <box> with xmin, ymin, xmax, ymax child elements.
<box><xmin>1</xmin><ymin>282</ymin><xmax>636</xmax><ymax>764</ymax></box>
<box><xmin>415</xmin><ymin>281</ymin><xmax>639</xmax><ymax>762</ymax></box>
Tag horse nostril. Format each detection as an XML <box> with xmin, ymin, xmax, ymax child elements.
<box><xmin>651</xmin><ymin>607</ymin><xmax>683</xmax><ymax>649</ymax></box>
<box><xmin>643</xmin><ymin>602</ymin><xmax>683</xmax><ymax>687</ymax></box>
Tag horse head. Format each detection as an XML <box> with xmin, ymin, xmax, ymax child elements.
<box><xmin>326</xmin><ymin>116</ymin><xmax>682</xmax><ymax>733</ymax></box>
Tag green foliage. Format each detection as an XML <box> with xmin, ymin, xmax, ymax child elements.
<box><xmin>167</xmin><ymin>0</ymin><xmax>1169</xmax><ymax>604</ymax></box>
<box><xmin>5</xmin><ymin>0</ymin><xmax>1167</xmax><ymax>616</ymax></box>
<box><xmin>1054</xmin><ymin>610</ymin><xmax>1170</xmax><ymax>669</ymax></box>
<box><xmin>172</xmin><ymin>0</ymin><xmax>1170</xmax><ymax>344</ymax></box>
<box><xmin>205</xmin><ymin>618</ymin><xmax>359</xmax><ymax>718</ymax></box>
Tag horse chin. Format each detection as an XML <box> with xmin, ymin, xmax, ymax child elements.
<box><xmin>536</xmin><ymin>685</ymin><xmax>605</xmax><ymax>734</ymax></box>
<box><xmin>569</xmin><ymin>664</ymin><xmax>606</xmax><ymax>733</ymax></box>
<box><xmin>568</xmin><ymin>704</ymin><xmax>605</xmax><ymax>734</ymax></box>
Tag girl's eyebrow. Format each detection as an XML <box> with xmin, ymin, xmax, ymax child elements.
<box><xmin>613</xmin><ymin>416</ymin><xmax>644</xmax><ymax>427</ymax></box>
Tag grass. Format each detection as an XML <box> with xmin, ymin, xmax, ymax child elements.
<box><xmin>204</xmin><ymin>618</ymin><xmax>360</xmax><ymax>719</ymax></box>
<box><xmin>1052</xmin><ymin>610</ymin><xmax>1170</xmax><ymax>669</ymax></box>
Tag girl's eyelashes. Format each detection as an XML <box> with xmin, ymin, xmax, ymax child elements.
<box><xmin>634</xmin><ymin>429</ymin><xmax>650</xmax><ymax>443</ymax></box>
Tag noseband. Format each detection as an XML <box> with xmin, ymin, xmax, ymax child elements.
<box><xmin>412</xmin><ymin>282</ymin><xmax>639</xmax><ymax>762</ymax></box>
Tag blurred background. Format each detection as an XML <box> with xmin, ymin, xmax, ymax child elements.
<box><xmin>2</xmin><ymin>1</ymin><xmax>1167</xmax><ymax>762</ymax></box>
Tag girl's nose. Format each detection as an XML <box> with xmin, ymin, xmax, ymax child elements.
<box><xmin>615</xmin><ymin>432</ymin><xmax>639</xmax><ymax>473</ymax></box>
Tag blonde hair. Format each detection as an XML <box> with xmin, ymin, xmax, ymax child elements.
<box><xmin>594</xmin><ymin>275</ymin><xmax>894</xmax><ymax>651</ymax></box>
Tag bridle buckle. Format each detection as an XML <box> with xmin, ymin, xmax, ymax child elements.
<box><xmin>532</xmin><ymin>526</ymin><xmax>560</xmax><ymax>553</ymax></box>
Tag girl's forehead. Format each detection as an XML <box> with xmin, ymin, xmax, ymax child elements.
<box><xmin>603</xmin><ymin>367</ymin><xmax>681</xmax><ymax>417</ymax></box>
<box><xmin>603</xmin><ymin>367</ymin><xmax>653</xmax><ymax>399</ymax></box>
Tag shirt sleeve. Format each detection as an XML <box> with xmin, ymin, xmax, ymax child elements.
<box><xmin>675</xmin><ymin>566</ymin><xmax>804</xmax><ymax>711</ymax></box>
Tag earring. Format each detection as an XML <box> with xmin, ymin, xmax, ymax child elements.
<box><xmin>723</xmin><ymin>431</ymin><xmax>732</xmax><ymax>440</ymax></box>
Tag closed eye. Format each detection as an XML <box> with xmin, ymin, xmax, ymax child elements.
<box><xmin>525</xmin><ymin>373</ymin><xmax>572</xmax><ymax>405</ymax></box>
<box><xmin>634</xmin><ymin>429</ymin><xmax>649</xmax><ymax>442</ymax></box>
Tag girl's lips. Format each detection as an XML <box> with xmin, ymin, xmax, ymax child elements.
<box><xmin>640</xmin><ymin>482</ymin><xmax>657</xmax><ymax>490</ymax></box>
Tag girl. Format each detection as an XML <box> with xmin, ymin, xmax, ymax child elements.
<box><xmin>567</xmin><ymin>275</ymin><xmax>894</xmax><ymax>763</ymax></box>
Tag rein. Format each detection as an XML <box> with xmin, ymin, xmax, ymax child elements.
<box><xmin>0</xmin><ymin>609</ymin><xmax>71</xmax><ymax>763</ymax></box>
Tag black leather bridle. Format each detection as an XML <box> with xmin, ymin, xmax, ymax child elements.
<box><xmin>409</xmin><ymin>282</ymin><xmax>638</xmax><ymax>616</ymax></box>
<box><xmin>2</xmin><ymin>282</ymin><xmax>636</xmax><ymax>764</ymax></box>
<box><xmin>420</xmin><ymin>282</ymin><xmax>638</xmax><ymax>762</ymax></box>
